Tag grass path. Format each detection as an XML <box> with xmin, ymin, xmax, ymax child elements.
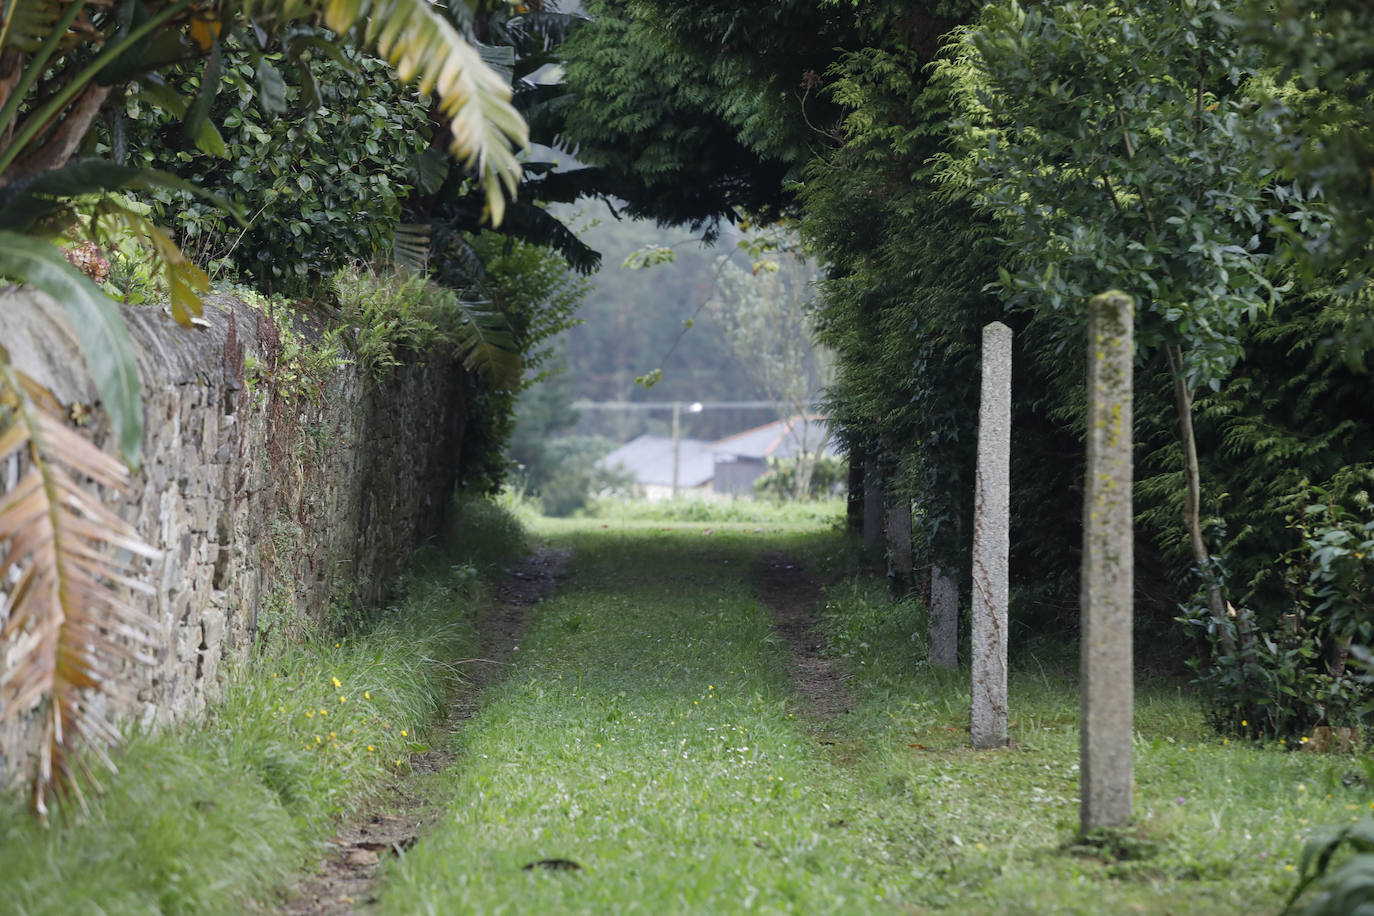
<box><xmin>372</xmin><ymin>519</ymin><xmax>1367</xmax><ymax>914</ymax></box>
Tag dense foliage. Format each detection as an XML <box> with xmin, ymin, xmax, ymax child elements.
<box><xmin>559</xmin><ymin>0</ymin><xmax>1374</xmax><ymax>745</ymax></box>
<box><xmin>125</xmin><ymin>40</ymin><xmax>431</xmax><ymax>296</ymax></box>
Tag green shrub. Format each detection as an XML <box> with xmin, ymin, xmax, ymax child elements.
<box><xmin>518</xmin><ymin>435</ymin><xmax>630</xmax><ymax>518</ymax></box>
<box><xmin>443</xmin><ymin>492</ymin><xmax>529</xmax><ymax>575</ymax></box>
<box><xmin>449</xmin><ymin>233</ymin><xmax>586</xmax><ymax>494</ymax></box>
<box><xmin>753</xmin><ymin>454</ymin><xmax>847</xmax><ymax>500</ymax></box>
<box><xmin>332</xmin><ymin>265</ymin><xmax>474</xmax><ymax>378</ymax></box>
<box><xmin>1183</xmin><ymin>490</ymin><xmax>1374</xmax><ymax>740</ymax></box>
<box><xmin>125</xmin><ymin>36</ymin><xmax>430</xmax><ymax>296</ymax></box>
<box><xmin>1286</xmin><ymin>814</ymin><xmax>1374</xmax><ymax>916</ymax></box>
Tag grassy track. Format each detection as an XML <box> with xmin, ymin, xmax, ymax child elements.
<box><xmin>378</xmin><ymin>515</ymin><xmax>1368</xmax><ymax>915</ymax></box>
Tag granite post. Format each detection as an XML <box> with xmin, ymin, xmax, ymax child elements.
<box><xmin>1080</xmin><ymin>291</ymin><xmax>1135</xmax><ymax>831</ymax></box>
<box><xmin>970</xmin><ymin>321</ymin><xmax>1011</xmax><ymax>749</ymax></box>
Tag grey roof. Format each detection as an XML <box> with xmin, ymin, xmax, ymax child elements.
<box><xmin>597</xmin><ymin>434</ymin><xmax>716</xmax><ymax>488</ymax></box>
<box><xmin>709</xmin><ymin>415</ymin><xmax>838</xmax><ymax>461</ymax></box>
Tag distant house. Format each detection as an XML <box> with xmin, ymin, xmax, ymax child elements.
<box><xmin>710</xmin><ymin>415</ymin><xmax>839</xmax><ymax>496</ymax></box>
<box><xmin>598</xmin><ymin>415</ymin><xmax>839</xmax><ymax>499</ymax></box>
<box><xmin>597</xmin><ymin>434</ymin><xmax>716</xmax><ymax>501</ymax></box>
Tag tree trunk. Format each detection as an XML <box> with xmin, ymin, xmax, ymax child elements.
<box><xmin>3</xmin><ymin>84</ymin><xmax>112</xmax><ymax>188</ymax></box>
<box><xmin>846</xmin><ymin>450</ymin><xmax>864</xmax><ymax>532</ymax></box>
<box><xmin>885</xmin><ymin>493</ymin><xmax>914</xmax><ymax>598</ymax></box>
<box><xmin>862</xmin><ymin>455</ymin><xmax>883</xmax><ymax>554</ymax></box>
<box><xmin>1165</xmin><ymin>345</ymin><xmax>1235</xmax><ymax>655</ymax></box>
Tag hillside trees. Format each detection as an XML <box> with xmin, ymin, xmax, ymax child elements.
<box><xmin>708</xmin><ymin>229</ymin><xmax>833</xmax><ymax>498</ymax></box>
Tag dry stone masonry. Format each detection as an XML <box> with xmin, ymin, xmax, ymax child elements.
<box><xmin>0</xmin><ymin>287</ymin><xmax>468</xmax><ymax>787</ymax></box>
<box><xmin>971</xmin><ymin>321</ymin><xmax>1011</xmax><ymax>749</ymax></box>
<box><xmin>1079</xmin><ymin>291</ymin><xmax>1135</xmax><ymax>831</ymax></box>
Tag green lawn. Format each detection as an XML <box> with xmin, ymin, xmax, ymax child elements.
<box><xmin>377</xmin><ymin>514</ymin><xmax>1363</xmax><ymax>914</ymax></box>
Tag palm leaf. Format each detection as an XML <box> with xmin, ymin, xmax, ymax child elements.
<box><xmin>319</xmin><ymin>0</ymin><xmax>527</xmax><ymax>226</ymax></box>
<box><xmin>364</xmin><ymin>0</ymin><xmax>527</xmax><ymax>225</ymax></box>
<box><xmin>0</xmin><ymin>231</ymin><xmax>144</xmax><ymax>467</ymax></box>
<box><xmin>451</xmin><ymin>296</ymin><xmax>522</xmax><ymax>390</ymax></box>
<box><xmin>0</xmin><ymin>356</ymin><xmax>161</xmax><ymax>817</ymax></box>
<box><xmin>88</xmin><ymin>197</ymin><xmax>211</xmax><ymax>327</ymax></box>
<box><xmin>0</xmin><ymin>158</ymin><xmax>242</xmax><ymax>235</ymax></box>
<box><xmin>391</xmin><ymin>221</ymin><xmax>431</xmax><ymax>272</ymax></box>
<box><xmin>0</xmin><ymin>0</ymin><xmax>79</xmax><ymax>53</ymax></box>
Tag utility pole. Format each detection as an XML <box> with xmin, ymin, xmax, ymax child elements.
<box><xmin>672</xmin><ymin>401</ymin><xmax>682</xmax><ymax>498</ymax></box>
<box><xmin>670</xmin><ymin>401</ymin><xmax>703</xmax><ymax>498</ymax></box>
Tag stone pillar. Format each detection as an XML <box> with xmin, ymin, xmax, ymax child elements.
<box><xmin>970</xmin><ymin>321</ymin><xmax>1011</xmax><ymax>749</ymax></box>
<box><xmin>862</xmin><ymin>455</ymin><xmax>883</xmax><ymax>553</ymax></box>
<box><xmin>885</xmin><ymin>495</ymin><xmax>914</xmax><ymax>597</ymax></box>
<box><xmin>929</xmin><ymin>564</ymin><xmax>958</xmax><ymax>669</ymax></box>
<box><xmin>1080</xmin><ymin>291</ymin><xmax>1135</xmax><ymax>832</ymax></box>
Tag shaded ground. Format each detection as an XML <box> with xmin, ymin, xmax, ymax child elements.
<box><xmin>751</xmin><ymin>551</ymin><xmax>854</xmax><ymax>721</ymax></box>
<box><xmin>279</xmin><ymin>547</ymin><xmax>570</xmax><ymax>914</ymax></box>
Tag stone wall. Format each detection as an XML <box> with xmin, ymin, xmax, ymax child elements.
<box><xmin>0</xmin><ymin>288</ymin><xmax>467</xmax><ymax>785</ymax></box>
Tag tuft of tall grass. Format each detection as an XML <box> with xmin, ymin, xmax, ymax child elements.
<box><xmin>446</xmin><ymin>491</ymin><xmax>530</xmax><ymax>574</ymax></box>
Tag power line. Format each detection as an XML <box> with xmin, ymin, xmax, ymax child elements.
<box><xmin>571</xmin><ymin>400</ymin><xmax>786</xmax><ymax>411</ymax></box>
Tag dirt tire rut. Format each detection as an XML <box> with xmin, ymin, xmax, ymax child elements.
<box><xmin>277</xmin><ymin>546</ymin><xmax>569</xmax><ymax>914</ymax></box>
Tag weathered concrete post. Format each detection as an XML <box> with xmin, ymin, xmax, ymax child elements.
<box><xmin>971</xmin><ymin>321</ymin><xmax>1011</xmax><ymax>749</ymax></box>
<box><xmin>1080</xmin><ymin>291</ymin><xmax>1135</xmax><ymax>832</ymax></box>
<box><xmin>929</xmin><ymin>562</ymin><xmax>959</xmax><ymax>669</ymax></box>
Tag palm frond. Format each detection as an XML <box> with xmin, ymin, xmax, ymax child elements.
<box><xmin>450</xmin><ymin>296</ymin><xmax>522</xmax><ymax>390</ymax></box>
<box><xmin>0</xmin><ymin>355</ymin><xmax>161</xmax><ymax>817</ymax></box>
<box><xmin>88</xmin><ymin>197</ymin><xmax>211</xmax><ymax>327</ymax></box>
<box><xmin>391</xmin><ymin>221</ymin><xmax>431</xmax><ymax>272</ymax></box>
<box><xmin>0</xmin><ymin>0</ymin><xmax>78</xmax><ymax>53</ymax></box>
<box><xmin>0</xmin><ymin>231</ymin><xmax>145</xmax><ymax>466</ymax></box>
<box><xmin>313</xmin><ymin>0</ymin><xmax>529</xmax><ymax>226</ymax></box>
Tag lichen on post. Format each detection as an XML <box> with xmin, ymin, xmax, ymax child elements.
<box><xmin>1080</xmin><ymin>290</ymin><xmax>1135</xmax><ymax>832</ymax></box>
